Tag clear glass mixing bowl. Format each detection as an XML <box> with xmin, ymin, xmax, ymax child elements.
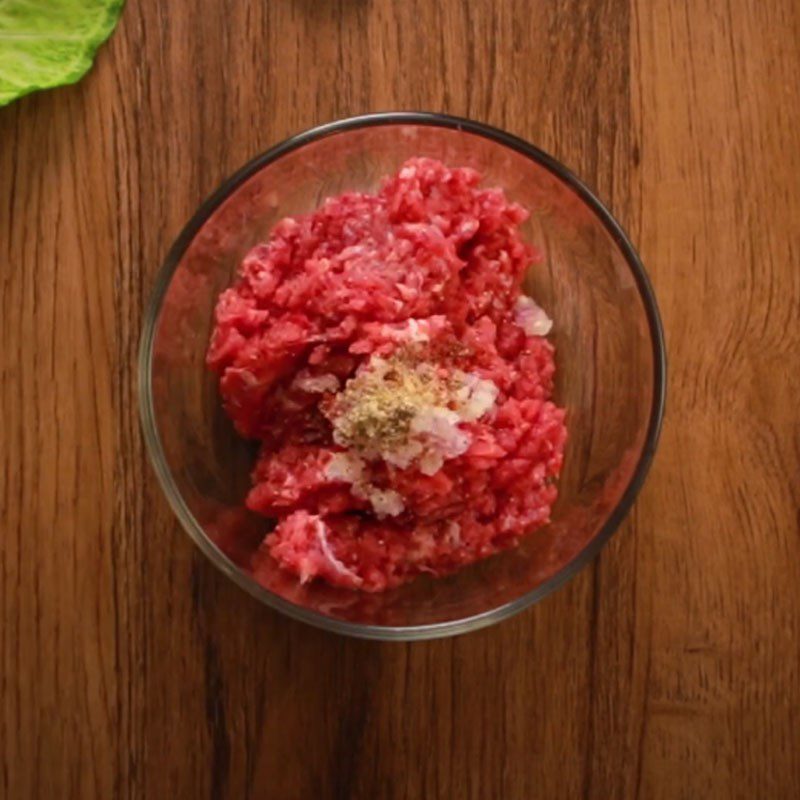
<box><xmin>139</xmin><ymin>112</ymin><xmax>666</xmax><ymax>640</ymax></box>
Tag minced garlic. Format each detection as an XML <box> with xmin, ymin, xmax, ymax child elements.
<box><xmin>325</xmin><ymin>451</ymin><xmax>405</xmax><ymax>518</ymax></box>
<box><xmin>324</xmin><ymin>347</ymin><xmax>499</xmax><ymax>473</ymax></box>
<box><xmin>327</xmin><ymin>352</ymin><xmax>448</xmax><ymax>453</ymax></box>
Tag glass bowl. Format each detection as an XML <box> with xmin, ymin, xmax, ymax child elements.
<box><xmin>139</xmin><ymin>112</ymin><xmax>666</xmax><ymax>640</ymax></box>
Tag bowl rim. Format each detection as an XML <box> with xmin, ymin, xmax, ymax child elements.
<box><xmin>138</xmin><ymin>111</ymin><xmax>667</xmax><ymax>641</ymax></box>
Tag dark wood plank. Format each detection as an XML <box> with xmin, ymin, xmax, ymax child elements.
<box><xmin>624</xmin><ymin>1</ymin><xmax>800</xmax><ymax>796</ymax></box>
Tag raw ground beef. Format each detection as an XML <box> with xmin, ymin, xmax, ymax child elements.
<box><xmin>207</xmin><ymin>157</ymin><xmax>567</xmax><ymax>592</ymax></box>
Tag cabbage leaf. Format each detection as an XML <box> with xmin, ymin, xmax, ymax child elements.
<box><xmin>0</xmin><ymin>0</ymin><xmax>124</xmax><ymax>107</ymax></box>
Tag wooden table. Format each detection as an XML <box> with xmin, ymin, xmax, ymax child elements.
<box><xmin>2</xmin><ymin>1</ymin><xmax>799</xmax><ymax>797</ymax></box>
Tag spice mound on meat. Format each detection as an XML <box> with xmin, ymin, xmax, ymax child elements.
<box><xmin>207</xmin><ymin>158</ymin><xmax>567</xmax><ymax>592</ymax></box>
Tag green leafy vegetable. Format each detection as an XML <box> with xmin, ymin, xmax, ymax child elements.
<box><xmin>0</xmin><ymin>0</ymin><xmax>124</xmax><ymax>107</ymax></box>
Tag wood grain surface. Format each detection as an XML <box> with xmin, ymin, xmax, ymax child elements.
<box><xmin>2</xmin><ymin>0</ymin><xmax>799</xmax><ymax>797</ymax></box>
